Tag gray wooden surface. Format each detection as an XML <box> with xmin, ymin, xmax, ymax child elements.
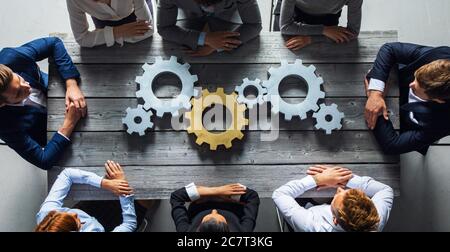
<box><xmin>48</xmin><ymin>31</ymin><xmax>400</xmax><ymax>199</ymax></box>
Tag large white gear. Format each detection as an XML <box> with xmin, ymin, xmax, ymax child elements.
<box><xmin>122</xmin><ymin>105</ymin><xmax>154</xmax><ymax>136</ymax></box>
<box><xmin>313</xmin><ymin>103</ymin><xmax>345</xmax><ymax>134</ymax></box>
<box><xmin>263</xmin><ymin>59</ymin><xmax>325</xmax><ymax>120</ymax></box>
<box><xmin>235</xmin><ymin>78</ymin><xmax>267</xmax><ymax>109</ymax></box>
<box><xmin>135</xmin><ymin>56</ymin><xmax>199</xmax><ymax>117</ymax></box>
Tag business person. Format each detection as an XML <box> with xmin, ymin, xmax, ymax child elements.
<box><xmin>274</xmin><ymin>0</ymin><xmax>362</xmax><ymax>50</ymax></box>
<box><xmin>170</xmin><ymin>183</ymin><xmax>260</xmax><ymax>232</ymax></box>
<box><xmin>66</xmin><ymin>0</ymin><xmax>154</xmax><ymax>48</ymax></box>
<box><xmin>0</xmin><ymin>37</ymin><xmax>86</xmax><ymax>170</ymax></box>
<box><xmin>35</xmin><ymin>161</ymin><xmax>137</xmax><ymax>232</ymax></box>
<box><xmin>365</xmin><ymin>42</ymin><xmax>450</xmax><ymax>155</ymax></box>
<box><xmin>273</xmin><ymin>165</ymin><xmax>394</xmax><ymax>232</ymax></box>
<box><xmin>157</xmin><ymin>0</ymin><xmax>262</xmax><ymax>56</ymax></box>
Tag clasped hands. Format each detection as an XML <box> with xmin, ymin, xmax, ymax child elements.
<box><xmin>101</xmin><ymin>160</ymin><xmax>134</xmax><ymax>197</ymax></box>
<box><xmin>187</xmin><ymin>31</ymin><xmax>242</xmax><ymax>57</ymax></box>
<box><xmin>307</xmin><ymin>165</ymin><xmax>353</xmax><ymax>190</ymax></box>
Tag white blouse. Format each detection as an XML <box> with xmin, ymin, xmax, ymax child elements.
<box><xmin>66</xmin><ymin>0</ymin><xmax>153</xmax><ymax>48</ymax></box>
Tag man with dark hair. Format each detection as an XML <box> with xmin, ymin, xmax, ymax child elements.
<box><xmin>0</xmin><ymin>37</ymin><xmax>86</xmax><ymax>170</ymax></box>
<box><xmin>170</xmin><ymin>183</ymin><xmax>260</xmax><ymax>232</ymax></box>
<box><xmin>365</xmin><ymin>42</ymin><xmax>450</xmax><ymax>154</ymax></box>
<box><xmin>157</xmin><ymin>0</ymin><xmax>262</xmax><ymax>56</ymax></box>
<box><xmin>273</xmin><ymin>165</ymin><xmax>394</xmax><ymax>232</ymax></box>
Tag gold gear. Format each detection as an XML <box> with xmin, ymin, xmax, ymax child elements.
<box><xmin>185</xmin><ymin>88</ymin><xmax>248</xmax><ymax>150</ymax></box>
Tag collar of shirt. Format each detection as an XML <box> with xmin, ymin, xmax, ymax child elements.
<box><xmin>408</xmin><ymin>88</ymin><xmax>428</xmax><ymax>103</ymax></box>
<box><xmin>6</xmin><ymin>87</ymin><xmax>47</xmax><ymax>108</ymax></box>
<box><xmin>200</xmin><ymin>4</ymin><xmax>215</xmax><ymax>13</ymax></box>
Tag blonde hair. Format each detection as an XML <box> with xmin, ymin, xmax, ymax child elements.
<box><xmin>335</xmin><ymin>189</ymin><xmax>380</xmax><ymax>232</ymax></box>
<box><xmin>35</xmin><ymin>211</ymin><xmax>79</xmax><ymax>232</ymax></box>
<box><xmin>415</xmin><ymin>59</ymin><xmax>450</xmax><ymax>100</ymax></box>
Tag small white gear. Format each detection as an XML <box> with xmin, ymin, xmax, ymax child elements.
<box><xmin>263</xmin><ymin>59</ymin><xmax>325</xmax><ymax>120</ymax></box>
<box><xmin>235</xmin><ymin>78</ymin><xmax>267</xmax><ymax>109</ymax></box>
<box><xmin>122</xmin><ymin>105</ymin><xmax>154</xmax><ymax>136</ymax></box>
<box><xmin>135</xmin><ymin>56</ymin><xmax>199</xmax><ymax>117</ymax></box>
<box><xmin>312</xmin><ymin>103</ymin><xmax>345</xmax><ymax>134</ymax></box>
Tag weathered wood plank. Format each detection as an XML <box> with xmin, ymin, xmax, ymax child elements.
<box><xmin>59</xmin><ymin>31</ymin><xmax>397</xmax><ymax>64</ymax></box>
<box><xmin>48</xmin><ymin>164</ymin><xmax>400</xmax><ymax>200</ymax></box>
<box><xmin>48</xmin><ymin>63</ymin><xmax>399</xmax><ymax>98</ymax></box>
<box><xmin>47</xmin><ymin>98</ymin><xmax>400</xmax><ymax>131</ymax></box>
<box><xmin>48</xmin><ymin>131</ymin><xmax>399</xmax><ymax>167</ymax></box>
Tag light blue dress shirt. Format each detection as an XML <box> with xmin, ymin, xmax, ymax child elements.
<box><xmin>36</xmin><ymin>168</ymin><xmax>137</xmax><ymax>232</ymax></box>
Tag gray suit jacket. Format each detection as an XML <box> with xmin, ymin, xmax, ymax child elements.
<box><xmin>157</xmin><ymin>0</ymin><xmax>262</xmax><ymax>49</ymax></box>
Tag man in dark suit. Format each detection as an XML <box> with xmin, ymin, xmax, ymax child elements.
<box><xmin>157</xmin><ymin>0</ymin><xmax>262</xmax><ymax>56</ymax></box>
<box><xmin>0</xmin><ymin>37</ymin><xmax>87</xmax><ymax>170</ymax></box>
<box><xmin>365</xmin><ymin>42</ymin><xmax>450</xmax><ymax>155</ymax></box>
<box><xmin>170</xmin><ymin>183</ymin><xmax>260</xmax><ymax>232</ymax></box>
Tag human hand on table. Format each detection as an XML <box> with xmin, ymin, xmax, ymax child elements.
<box><xmin>307</xmin><ymin>165</ymin><xmax>353</xmax><ymax>190</ymax></box>
<box><xmin>185</xmin><ymin>45</ymin><xmax>216</xmax><ymax>57</ymax></box>
<box><xmin>101</xmin><ymin>179</ymin><xmax>134</xmax><ymax>197</ymax></box>
<box><xmin>65</xmin><ymin>79</ymin><xmax>87</xmax><ymax>117</ymax></box>
<box><xmin>113</xmin><ymin>20</ymin><xmax>151</xmax><ymax>38</ymax></box>
<box><xmin>197</xmin><ymin>183</ymin><xmax>246</xmax><ymax>197</ymax></box>
<box><xmin>285</xmin><ymin>36</ymin><xmax>312</xmax><ymax>51</ymax></box>
<box><xmin>104</xmin><ymin>160</ymin><xmax>127</xmax><ymax>180</ymax></box>
<box><xmin>205</xmin><ymin>31</ymin><xmax>241</xmax><ymax>51</ymax></box>
<box><xmin>322</xmin><ymin>26</ymin><xmax>355</xmax><ymax>43</ymax></box>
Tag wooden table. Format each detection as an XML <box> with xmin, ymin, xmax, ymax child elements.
<box><xmin>47</xmin><ymin>31</ymin><xmax>400</xmax><ymax>200</ymax></box>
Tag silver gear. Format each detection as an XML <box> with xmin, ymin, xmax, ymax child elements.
<box><xmin>263</xmin><ymin>59</ymin><xmax>325</xmax><ymax>120</ymax></box>
<box><xmin>313</xmin><ymin>103</ymin><xmax>345</xmax><ymax>134</ymax></box>
<box><xmin>122</xmin><ymin>105</ymin><xmax>154</xmax><ymax>136</ymax></box>
<box><xmin>135</xmin><ymin>56</ymin><xmax>199</xmax><ymax>117</ymax></box>
<box><xmin>235</xmin><ymin>78</ymin><xmax>267</xmax><ymax>109</ymax></box>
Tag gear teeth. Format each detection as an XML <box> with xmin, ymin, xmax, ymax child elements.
<box><xmin>313</xmin><ymin>103</ymin><xmax>345</xmax><ymax>135</ymax></box>
<box><xmin>185</xmin><ymin>88</ymin><xmax>247</xmax><ymax>151</ymax></box>
<box><xmin>224</xmin><ymin>141</ymin><xmax>233</xmax><ymax>149</ymax></box>
<box><xmin>122</xmin><ymin>106</ymin><xmax>153</xmax><ymax>136</ymax></box>
<box><xmin>264</xmin><ymin>60</ymin><xmax>326</xmax><ymax>121</ymax></box>
<box><xmin>132</xmin><ymin>58</ymin><xmax>197</xmax><ymax>123</ymax></box>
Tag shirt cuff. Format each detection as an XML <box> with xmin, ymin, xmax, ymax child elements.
<box><xmin>119</xmin><ymin>194</ymin><xmax>135</xmax><ymax>203</ymax></box>
<box><xmin>346</xmin><ymin>175</ymin><xmax>364</xmax><ymax>189</ymax></box>
<box><xmin>368</xmin><ymin>78</ymin><xmax>386</xmax><ymax>92</ymax></box>
<box><xmin>185</xmin><ymin>182</ymin><xmax>200</xmax><ymax>201</ymax></box>
<box><xmin>198</xmin><ymin>32</ymin><xmax>206</xmax><ymax>46</ymax></box>
<box><xmin>303</xmin><ymin>175</ymin><xmax>318</xmax><ymax>191</ymax></box>
<box><xmin>104</xmin><ymin>26</ymin><xmax>115</xmax><ymax>47</ymax></box>
<box><xmin>90</xmin><ymin>174</ymin><xmax>104</xmax><ymax>188</ymax></box>
<box><xmin>216</xmin><ymin>48</ymin><xmax>224</xmax><ymax>53</ymax></box>
<box><xmin>57</xmin><ymin>131</ymin><xmax>71</xmax><ymax>141</ymax></box>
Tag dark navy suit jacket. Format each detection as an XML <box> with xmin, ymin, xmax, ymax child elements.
<box><xmin>367</xmin><ymin>42</ymin><xmax>450</xmax><ymax>155</ymax></box>
<box><xmin>0</xmin><ymin>37</ymin><xmax>80</xmax><ymax>170</ymax></box>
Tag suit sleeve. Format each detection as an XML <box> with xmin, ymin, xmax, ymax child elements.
<box><xmin>14</xmin><ymin>37</ymin><xmax>80</xmax><ymax>81</ymax></box>
<box><xmin>234</xmin><ymin>0</ymin><xmax>262</xmax><ymax>44</ymax></box>
<box><xmin>279</xmin><ymin>0</ymin><xmax>324</xmax><ymax>35</ymax></box>
<box><xmin>2</xmin><ymin>132</ymin><xmax>71</xmax><ymax>170</ymax></box>
<box><xmin>157</xmin><ymin>0</ymin><xmax>202</xmax><ymax>50</ymax></box>
<box><xmin>239</xmin><ymin>188</ymin><xmax>260</xmax><ymax>232</ymax></box>
<box><xmin>372</xmin><ymin>115</ymin><xmax>442</xmax><ymax>154</ymax></box>
<box><xmin>346</xmin><ymin>0</ymin><xmax>363</xmax><ymax>35</ymax></box>
<box><xmin>170</xmin><ymin>187</ymin><xmax>192</xmax><ymax>232</ymax></box>
<box><xmin>367</xmin><ymin>42</ymin><xmax>434</xmax><ymax>83</ymax></box>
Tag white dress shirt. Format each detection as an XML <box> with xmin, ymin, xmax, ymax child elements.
<box><xmin>66</xmin><ymin>0</ymin><xmax>153</xmax><ymax>48</ymax></box>
<box><xmin>368</xmin><ymin>78</ymin><xmax>427</xmax><ymax>125</ymax></box>
<box><xmin>272</xmin><ymin>175</ymin><xmax>394</xmax><ymax>232</ymax></box>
